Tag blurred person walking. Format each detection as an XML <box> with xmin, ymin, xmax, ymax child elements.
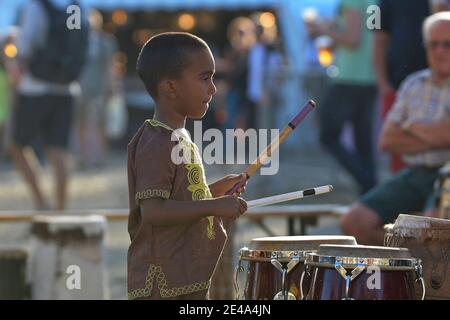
<box><xmin>247</xmin><ymin>23</ymin><xmax>284</xmax><ymax>130</ymax></box>
<box><xmin>0</xmin><ymin>29</ymin><xmax>19</xmax><ymax>159</ymax></box>
<box><xmin>224</xmin><ymin>17</ymin><xmax>256</xmax><ymax>130</ymax></box>
<box><xmin>9</xmin><ymin>0</ymin><xmax>88</xmax><ymax>210</ymax></box>
<box><xmin>76</xmin><ymin>9</ymin><xmax>119</xmax><ymax>169</ymax></box>
<box><xmin>307</xmin><ymin>0</ymin><xmax>378</xmax><ymax>194</ymax></box>
<box><xmin>0</xmin><ymin>54</ymin><xmax>9</xmax><ymax>158</ymax></box>
<box><xmin>246</xmin><ymin>24</ymin><xmax>265</xmax><ymax>130</ymax></box>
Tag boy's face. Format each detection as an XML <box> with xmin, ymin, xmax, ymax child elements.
<box><xmin>174</xmin><ymin>48</ymin><xmax>217</xmax><ymax>119</ymax></box>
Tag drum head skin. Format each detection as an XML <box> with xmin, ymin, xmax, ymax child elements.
<box><xmin>392</xmin><ymin>214</ymin><xmax>450</xmax><ymax>235</ymax></box>
<box><xmin>396</xmin><ymin>214</ymin><xmax>450</xmax><ymax>227</ymax></box>
<box><xmin>248</xmin><ymin>236</ymin><xmax>357</xmax><ymax>251</ymax></box>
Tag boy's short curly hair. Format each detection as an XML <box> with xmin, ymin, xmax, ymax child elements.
<box><xmin>136</xmin><ymin>32</ymin><xmax>209</xmax><ymax>99</ymax></box>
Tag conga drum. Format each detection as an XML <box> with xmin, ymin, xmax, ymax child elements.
<box><xmin>305</xmin><ymin>244</ymin><xmax>423</xmax><ymax>300</ymax></box>
<box><xmin>384</xmin><ymin>214</ymin><xmax>450</xmax><ymax>299</ymax></box>
<box><xmin>235</xmin><ymin>236</ymin><xmax>357</xmax><ymax>300</ymax></box>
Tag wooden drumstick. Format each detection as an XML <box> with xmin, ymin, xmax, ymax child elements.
<box><xmin>247</xmin><ymin>185</ymin><xmax>333</xmax><ymax>208</ymax></box>
<box><xmin>227</xmin><ymin>100</ymin><xmax>317</xmax><ymax>195</ymax></box>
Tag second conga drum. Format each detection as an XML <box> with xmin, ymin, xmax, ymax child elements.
<box><xmin>235</xmin><ymin>236</ymin><xmax>357</xmax><ymax>300</ymax></box>
<box><xmin>384</xmin><ymin>214</ymin><xmax>450</xmax><ymax>299</ymax></box>
<box><xmin>305</xmin><ymin>245</ymin><xmax>424</xmax><ymax>300</ymax></box>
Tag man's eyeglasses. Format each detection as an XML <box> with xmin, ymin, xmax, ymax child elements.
<box><xmin>426</xmin><ymin>40</ymin><xmax>450</xmax><ymax>50</ymax></box>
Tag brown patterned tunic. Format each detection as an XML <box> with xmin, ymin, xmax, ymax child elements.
<box><xmin>127</xmin><ymin>119</ymin><xmax>227</xmax><ymax>300</ymax></box>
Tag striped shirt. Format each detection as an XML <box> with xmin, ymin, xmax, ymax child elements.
<box><xmin>387</xmin><ymin>69</ymin><xmax>450</xmax><ymax>167</ymax></box>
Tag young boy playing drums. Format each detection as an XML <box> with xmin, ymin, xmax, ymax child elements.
<box><xmin>127</xmin><ymin>32</ymin><xmax>248</xmax><ymax>300</ymax></box>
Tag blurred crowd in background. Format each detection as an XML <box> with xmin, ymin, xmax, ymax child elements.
<box><xmin>0</xmin><ymin>0</ymin><xmax>449</xmax><ymax>212</ymax></box>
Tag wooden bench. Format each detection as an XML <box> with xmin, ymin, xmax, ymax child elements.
<box><xmin>245</xmin><ymin>204</ymin><xmax>348</xmax><ymax>236</ymax></box>
<box><xmin>0</xmin><ymin>204</ymin><xmax>348</xmax><ymax>236</ymax></box>
<box><xmin>0</xmin><ymin>209</ymin><xmax>129</xmax><ymax>223</ymax></box>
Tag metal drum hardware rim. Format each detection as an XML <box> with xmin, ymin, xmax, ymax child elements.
<box><xmin>239</xmin><ymin>247</ymin><xmax>309</xmax><ymax>262</ymax></box>
<box><xmin>305</xmin><ymin>253</ymin><xmax>419</xmax><ymax>271</ymax></box>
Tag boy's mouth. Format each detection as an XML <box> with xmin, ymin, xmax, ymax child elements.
<box><xmin>203</xmin><ymin>97</ymin><xmax>212</xmax><ymax>104</ymax></box>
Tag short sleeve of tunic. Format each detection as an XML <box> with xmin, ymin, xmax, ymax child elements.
<box><xmin>129</xmin><ymin>122</ymin><xmax>177</xmax><ymax>205</ymax></box>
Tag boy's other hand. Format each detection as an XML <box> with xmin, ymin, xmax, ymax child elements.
<box><xmin>213</xmin><ymin>196</ymin><xmax>247</xmax><ymax>220</ymax></box>
<box><xmin>209</xmin><ymin>173</ymin><xmax>248</xmax><ymax>197</ymax></box>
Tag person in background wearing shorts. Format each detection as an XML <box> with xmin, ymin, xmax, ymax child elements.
<box><xmin>341</xmin><ymin>12</ymin><xmax>450</xmax><ymax>245</ymax></box>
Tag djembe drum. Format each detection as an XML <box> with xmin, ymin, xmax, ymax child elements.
<box><xmin>305</xmin><ymin>244</ymin><xmax>424</xmax><ymax>300</ymax></box>
<box><xmin>384</xmin><ymin>214</ymin><xmax>450</xmax><ymax>300</ymax></box>
<box><xmin>235</xmin><ymin>235</ymin><xmax>357</xmax><ymax>300</ymax></box>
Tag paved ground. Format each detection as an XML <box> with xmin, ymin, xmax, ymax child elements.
<box><xmin>0</xmin><ymin>143</ymin><xmax>390</xmax><ymax>299</ymax></box>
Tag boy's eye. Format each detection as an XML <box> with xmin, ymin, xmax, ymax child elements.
<box><xmin>202</xmin><ymin>75</ymin><xmax>214</xmax><ymax>82</ymax></box>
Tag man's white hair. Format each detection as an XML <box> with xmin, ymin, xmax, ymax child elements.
<box><xmin>423</xmin><ymin>11</ymin><xmax>450</xmax><ymax>41</ymax></box>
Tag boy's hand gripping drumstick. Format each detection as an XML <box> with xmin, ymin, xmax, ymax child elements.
<box><xmin>226</xmin><ymin>100</ymin><xmax>316</xmax><ymax>195</ymax></box>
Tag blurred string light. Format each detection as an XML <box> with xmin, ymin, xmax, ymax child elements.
<box><xmin>112</xmin><ymin>9</ymin><xmax>128</xmax><ymax>26</ymax></box>
<box><xmin>326</xmin><ymin>65</ymin><xmax>340</xmax><ymax>78</ymax></box>
<box><xmin>250</xmin><ymin>11</ymin><xmax>278</xmax><ymax>44</ymax></box>
<box><xmin>178</xmin><ymin>13</ymin><xmax>196</xmax><ymax>30</ymax></box>
<box><xmin>318</xmin><ymin>49</ymin><xmax>334</xmax><ymax>66</ymax></box>
<box><xmin>259</xmin><ymin>12</ymin><xmax>276</xmax><ymax>28</ymax></box>
<box><xmin>315</xmin><ymin>36</ymin><xmax>334</xmax><ymax>67</ymax></box>
<box><xmin>302</xmin><ymin>7</ymin><xmax>318</xmax><ymax>24</ymax></box>
<box><xmin>4</xmin><ymin>43</ymin><xmax>18</xmax><ymax>58</ymax></box>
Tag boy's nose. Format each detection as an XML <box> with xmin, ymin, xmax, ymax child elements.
<box><xmin>209</xmin><ymin>82</ymin><xmax>217</xmax><ymax>96</ymax></box>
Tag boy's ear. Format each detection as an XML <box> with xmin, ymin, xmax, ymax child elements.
<box><xmin>161</xmin><ymin>79</ymin><xmax>177</xmax><ymax>99</ymax></box>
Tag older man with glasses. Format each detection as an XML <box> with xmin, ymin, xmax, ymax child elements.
<box><xmin>341</xmin><ymin>11</ymin><xmax>450</xmax><ymax>245</ymax></box>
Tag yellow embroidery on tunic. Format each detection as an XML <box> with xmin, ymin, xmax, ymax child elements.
<box><xmin>185</xmin><ymin>163</ymin><xmax>215</xmax><ymax>239</ymax></box>
<box><xmin>145</xmin><ymin>119</ymin><xmax>174</xmax><ymax>131</ymax></box>
<box><xmin>182</xmin><ymin>140</ymin><xmax>215</xmax><ymax>240</ymax></box>
<box><xmin>128</xmin><ymin>264</ymin><xmax>210</xmax><ymax>300</ymax></box>
<box><xmin>135</xmin><ymin>189</ymin><xmax>170</xmax><ymax>203</ymax></box>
